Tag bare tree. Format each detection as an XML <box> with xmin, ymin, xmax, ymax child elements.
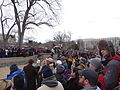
<box><xmin>53</xmin><ymin>31</ymin><xmax>71</xmax><ymax>44</ymax></box>
<box><xmin>0</xmin><ymin>0</ymin><xmax>16</xmax><ymax>48</ymax></box>
<box><xmin>77</xmin><ymin>39</ymin><xmax>85</xmax><ymax>50</ymax></box>
<box><xmin>6</xmin><ymin>0</ymin><xmax>61</xmax><ymax>48</ymax></box>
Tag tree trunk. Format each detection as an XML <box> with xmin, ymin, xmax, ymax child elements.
<box><xmin>18</xmin><ymin>33</ymin><xmax>24</xmax><ymax>49</ymax></box>
<box><xmin>3</xmin><ymin>39</ymin><xmax>8</xmax><ymax>48</ymax></box>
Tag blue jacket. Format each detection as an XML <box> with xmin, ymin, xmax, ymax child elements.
<box><xmin>6</xmin><ymin>69</ymin><xmax>27</xmax><ymax>87</ymax></box>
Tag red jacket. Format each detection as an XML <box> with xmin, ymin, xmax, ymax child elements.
<box><xmin>98</xmin><ymin>55</ymin><xmax>120</xmax><ymax>90</ymax></box>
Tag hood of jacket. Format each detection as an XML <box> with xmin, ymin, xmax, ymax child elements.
<box><xmin>42</xmin><ymin>75</ymin><xmax>58</xmax><ymax>87</ymax></box>
<box><xmin>112</xmin><ymin>55</ymin><xmax>120</xmax><ymax>61</ymax></box>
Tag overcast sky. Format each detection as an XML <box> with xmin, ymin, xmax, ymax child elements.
<box><xmin>26</xmin><ymin>0</ymin><xmax>120</xmax><ymax>43</ymax></box>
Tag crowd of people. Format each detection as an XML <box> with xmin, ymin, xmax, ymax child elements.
<box><xmin>0</xmin><ymin>40</ymin><xmax>120</xmax><ymax>90</ymax></box>
<box><xmin>0</xmin><ymin>47</ymin><xmax>51</xmax><ymax>58</ymax></box>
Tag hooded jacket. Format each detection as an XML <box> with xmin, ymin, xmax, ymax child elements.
<box><xmin>37</xmin><ymin>75</ymin><xmax>64</xmax><ymax>90</ymax></box>
<box><xmin>98</xmin><ymin>55</ymin><xmax>120</xmax><ymax>90</ymax></box>
<box><xmin>98</xmin><ymin>40</ymin><xmax>120</xmax><ymax>90</ymax></box>
<box><xmin>55</xmin><ymin>73</ymin><xmax>67</xmax><ymax>90</ymax></box>
<box><xmin>6</xmin><ymin>69</ymin><xmax>27</xmax><ymax>89</ymax></box>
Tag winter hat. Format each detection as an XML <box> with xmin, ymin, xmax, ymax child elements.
<box><xmin>42</xmin><ymin>66</ymin><xmax>53</xmax><ymax>78</ymax></box>
<box><xmin>36</xmin><ymin>59</ymin><xmax>40</xmax><ymax>64</ymax></box>
<box><xmin>46</xmin><ymin>58</ymin><xmax>54</xmax><ymax>62</ymax></box>
<box><xmin>80</xmin><ymin>57</ymin><xmax>87</xmax><ymax>65</ymax></box>
<box><xmin>80</xmin><ymin>68</ymin><xmax>98</xmax><ymax>84</ymax></box>
<box><xmin>60</xmin><ymin>56</ymin><xmax>66</xmax><ymax>60</ymax></box>
<box><xmin>98</xmin><ymin>40</ymin><xmax>115</xmax><ymax>57</ymax></box>
<box><xmin>76</xmin><ymin>63</ymin><xmax>81</xmax><ymax>67</ymax></box>
<box><xmin>10</xmin><ymin>64</ymin><xmax>18</xmax><ymax>73</ymax></box>
<box><xmin>56</xmin><ymin>65</ymin><xmax>65</xmax><ymax>74</ymax></box>
<box><xmin>75</xmin><ymin>63</ymin><xmax>85</xmax><ymax>68</ymax></box>
<box><xmin>56</xmin><ymin>60</ymin><xmax>62</xmax><ymax>65</ymax></box>
<box><xmin>0</xmin><ymin>79</ymin><xmax>13</xmax><ymax>90</ymax></box>
<box><xmin>90</xmin><ymin>58</ymin><xmax>102</xmax><ymax>70</ymax></box>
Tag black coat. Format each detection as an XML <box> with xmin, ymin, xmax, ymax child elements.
<box><xmin>23</xmin><ymin>64</ymin><xmax>37</xmax><ymax>90</ymax></box>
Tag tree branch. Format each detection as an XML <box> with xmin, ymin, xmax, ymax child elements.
<box><xmin>22</xmin><ymin>0</ymin><xmax>35</xmax><ymax>34</ymax></box>
<box><xmin>2</xmin><ymin>18</ymin><xmax>12</xmax><ymax>22</ymax></box>
<box><xmin>26</xmin><ymin>0</ymin><xmax>29</xmax><ymax>8</ymax></box>
<box><xmin>54</xmin><ymin>0</ymin><xmax>61</xmax><ymax>8</ymax></box>
<box><xmin>6</xmin><ymin>22</ymin><xmax>16</xmax><ymax>40</ymax></box>
<box><xmin>36</xmin><ymin>2</ymin><xmax>47</xmax><ymax>15</ymax></box>
<box><xmin>0</xmin><ymin>5</ymin><xmax>5</xmax><ymax>40</ymax></box>
<box><xmin>42</xmin><ymin>0</ymin><xmax>57</xmax><ymax>17</ymax></box>
<box><xmin>11</xmin><ymin>0</ymin><xmax>21</xmax><ymax>32</ymax></box>
<box><xmin>25</xmin><ymin>21</ymin><xmax>53</xmax><ymax>27</ymax></box>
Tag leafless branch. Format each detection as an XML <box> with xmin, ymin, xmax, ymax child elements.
<box><xmin>25</xmin><ymin>21</ymin><xmax>53</xmax><ymax>27</ymax></box>
<box><xmin>0</xmin><ymin>0</ymin><xmax>16</xmax><ymax>42</ymax></box>
<box><xmin>0</xmin><ymin>0</ymin><xmax>11</xmax><ymax>7</ymax></box>
<box><xmin>26</xmin><ymin>0</ymin><xmax>29</xmax><ymax>8</ymax></box>
<box><xmin>18</xmin><ymin>10</ymin><xmax>25</xmax><ymax>14</ymax></box>
<box><xmin>0</xmin><ymin>5</ymin><xmax>5</xmax><ymax>40</ymax></box>
<box><xmin>28</xmin><ymin>12</ymin><xmax>37</xmax><ymax>17</ymax></box>
<box><xmin>42</xmin><ymin>0</ymin><xmax>57</xmax><ymax>17</ymax></box>
<box><xmin>0</xmin><ymin>0</ymin><xmax>4</xmax><ymax>7</ymax></box>
<box><xmin>6</xmin><ymin>22</ymin><xmax>16</xmax><ymax>40</ymax></box>
<box><xmin>38</xmin><ymin>21</ymin><xmax>53</xmax><ymax>26</ymax></box>
<box><xmin>54</xmin><ymin>0</ymin><xmax>61</xmax><ymax>7</ymax></box>
<box><xmin>11</xmin><ymin>0</ymin><xmax>21</xmax><ymax>32</ymax></box>
<box><xmin>2</xmin><ymin>18</ymin><xmax>12</xmax><ymax>22</ymax></box>
<box><xmin>36</xmin><ymin>2</ymin><xmax>47</xmax><ymax>15</ymax></box>
<box><xmin>53</xmin><ymin>31</ymin><xmax>71</xmax><ymax>43</ymax></box>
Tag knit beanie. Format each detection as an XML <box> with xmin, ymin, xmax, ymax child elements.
<box><xmin>60</xmin><ymin>56</ymin><xmax>66</xmax><ymax>60</ymax></box>
<box><xmin>10</xmin><ymin>64</ymin><xmax>18</xmax><ymax>73</ymax></box>
<box><xmin>56</xmin><ymin>60</ymin><xmax>62</xmax><ymax>65</ymax></box>
<box><xmin>42</xmin><ymin>66</ymin><xmax>53</xmax><ymax>78</ymax></box>
<box><xmin>90</xmin><ymin>58</ymin><xmax>102</xmax><ymax>70</ymax></box>
<box><xmin>56</xmin><ymin>65</ymin><xmax>65</xmax><ymax>74</ymax></box>
<box><xmin>81</xmin><ymin>68</ymin><xmax>98</xmax><ymax>84</ymax></box>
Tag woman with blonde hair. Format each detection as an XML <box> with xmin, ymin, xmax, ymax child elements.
<box><xmin>37</xmin><ymin>60</ymin><xmax>48</xmax><ymax>88</ymax></box>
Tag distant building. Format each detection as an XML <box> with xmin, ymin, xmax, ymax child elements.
<box><xmin>43</xmin><ymin>37</ymin><xmax>120</xmax><ymax>51</ymax></box>
<box><xmin>81</xmin><ymin>37</ymin><xmax>120</xmax><ymax>50</ymax></box>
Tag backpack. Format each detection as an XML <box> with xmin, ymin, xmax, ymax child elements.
<box><xmin>13</xmin><ymin>74</ymin><xmax>26</xmax><ymax>90</ymax></box>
